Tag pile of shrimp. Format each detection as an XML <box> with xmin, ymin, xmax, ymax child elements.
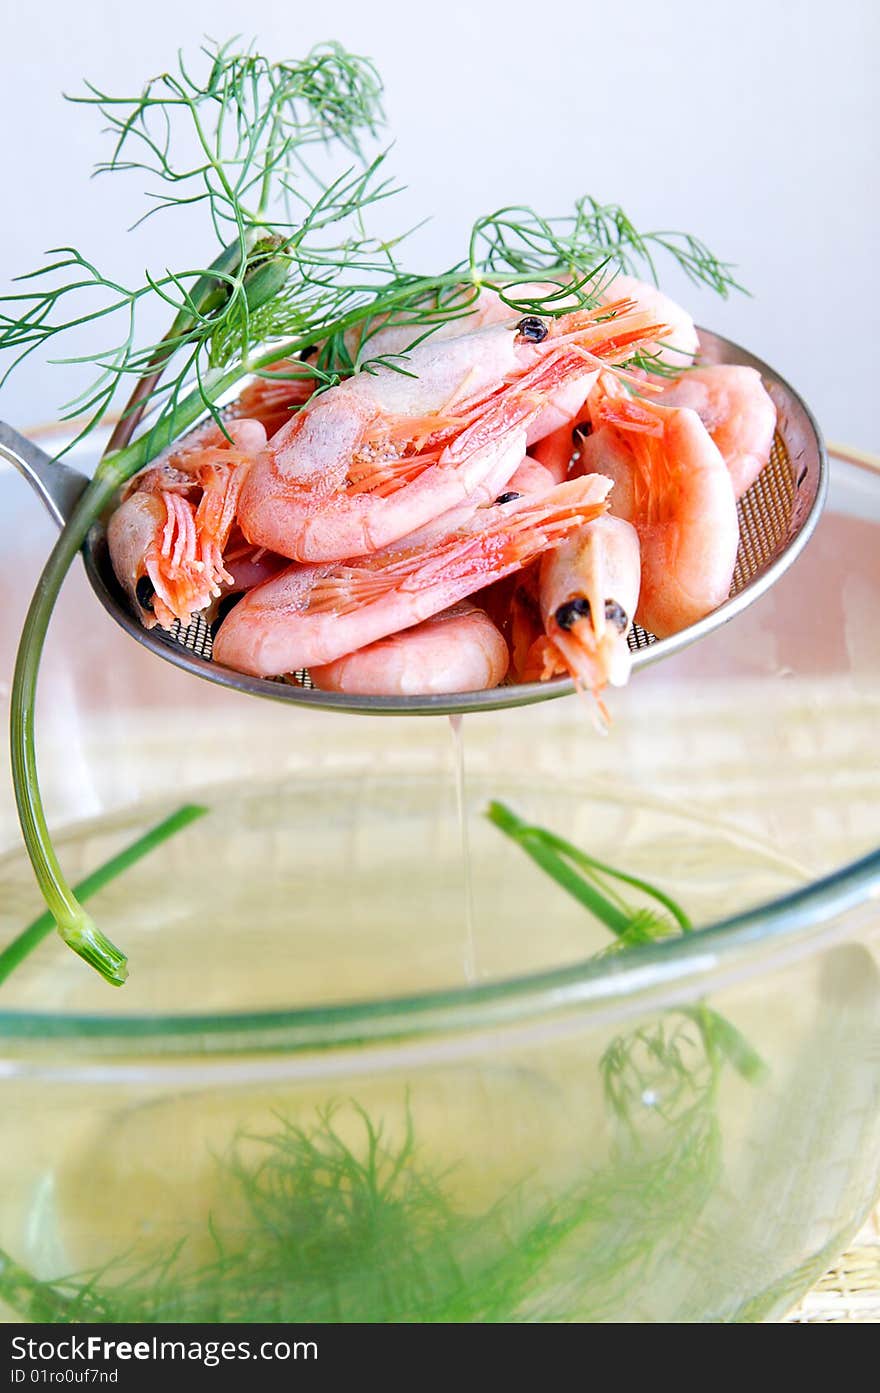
<box><xmin>107</xmin><ymin>275</ymin><xmax>776</xmax><ymax>705</ymax></box>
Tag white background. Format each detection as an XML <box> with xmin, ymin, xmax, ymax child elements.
<box><xmin>1</xmin><ymin>0</ymin><xmax>876</xmax><ymax>448</ymax></box>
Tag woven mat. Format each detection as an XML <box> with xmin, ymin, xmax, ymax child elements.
<box><xmin>785</xmin><ymin>1206</ymin><xmax>880</xmax><ymax>1323</ymax></box>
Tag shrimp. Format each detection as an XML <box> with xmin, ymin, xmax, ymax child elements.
<box><xmin>107</xmin><ymin>418</ymin><xmax>267</xmax><ymax>628</ymax></box>
<box><xmin>658</xmin><ymin>364</ymin><xmax>776</xmax><ymax>498</ymax></box>
<box><xmin>228</xmin><ymin>283</ymin><xmax>586</xmax><ymax>451</ymax></box>
<box><xmin>106</xmin><ymin>493</ymin><xmax>169</xmax><ymax>628</ymax></box>
<box><xmin>236</xmin><ymin>301</ymin><xmax>666</xmax><ymax>564</ymax></box>
<box><xmin>524</xmin><ymin>516</ymin><xmax>641</xmax><ymax>693</ymax></box>
<box><xmin>118</xmin><ymin>416</ymin><xmax>268</xmax><ymax>502</ymax></box>
<box><xmin>580</xmin><ymin>378</ymin><xmax>738</xmax><ymax>638</ymax></box>
<box><xmin>478</xmin><ymin>450</ymin><xmax>640</xmax><ymax>695</ymax></box>
<box><xmin>529</xmin><ymin>274</ymin><xmax>696</xmax><ymax>482</ymax></box>
<box><xmin>212</xmin><ymin>475</ymin><xmax>612</xmax><ymax>677</ymax></box>
<box><xmin>343</xmin><ymin>283</ymin><xmax>594</xmax><ymax>443</ymax></box>
<box><xmin>308</xmin><ymin>601</ymin><xmax>509</xmax><ymax>695</ymax></box>
<box><xmin>600</xmin><ymin>272</ymin><xmax>698</xmax><ymax>372</ymax></box>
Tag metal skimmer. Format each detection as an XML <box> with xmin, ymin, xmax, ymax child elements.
<box><xmin>0</xmin><ymin>328</ymin><xmax>827</xmax><ymax>716</ymax></box>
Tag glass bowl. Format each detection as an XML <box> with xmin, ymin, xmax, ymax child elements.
<box><xmin>0</xmin><ymin>431</ymin><xmax>878</xmax><ymax>1324</ymax></box>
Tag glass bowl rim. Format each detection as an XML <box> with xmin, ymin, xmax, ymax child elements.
<box><xmin>2</xmin><ymin>822</ymin><xmax>878</xmax><ymax>1061</ymax></box>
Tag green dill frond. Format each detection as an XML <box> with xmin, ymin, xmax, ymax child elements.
<box><xmin>72</xmin><ymin>39</ymin><xmax>384</xmax><ymax>228</ymax></box>
<box><xmin>467</xmin><ymin>198</ymin><xmax>741</xmax><ymax>300</ymax></box>
<box><xmin>0</xmin><ymin>41</ymin><xmax>390</xmax><ymax>451</ymax></box>
<box><xmin>0</xmin><ymin>1035</ymin><xmax>750</xmax><ymax>1325</ymax></box>
<box><xmin>570</xmin><ymin>196</ymin><xmax>743</xmax><ymax>296</ymax></box>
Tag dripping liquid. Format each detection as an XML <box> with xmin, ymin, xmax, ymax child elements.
<box><xmin>448</xmin><ymin>714</ymin><xmax>477</xmax><ymax>983</ymax></box>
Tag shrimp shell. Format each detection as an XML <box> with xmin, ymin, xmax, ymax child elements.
<box><xmin>309</xmin><ymin>602</ymin><xmax>509</xmax><ymax>696</ymax></box>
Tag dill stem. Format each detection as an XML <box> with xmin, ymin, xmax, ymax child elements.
<box><xmin>485</xmin><ymin>801</ymin><xmax>633</xmax><ymax>937</ymax></box>
<box><xmin>685</xmin><ymin>1005</ymin><xmax>768</xmax><ymax>1083</ymax></box>
<box><xmin>104</xmin><ymin>240</ymin><xmax>252</xmax><ymax>455</ymax></box>
<box><xmin>103</xmin><ymin>325</ymin><xmax>183</xmax><ymax>455</ymax></box>
<box><xmin>7</xmin><ymin>326</ymin><xmax>293</xmax><ymax>990</ymax></box>
<box><xmin>486</xmin><ymin>800</ymin><xmax>693</xmax><ymax>934</ymax></box>
<box><xmin>0</xmin><ymin>804</ymin><xmax>207</xmax><ymax>988</ymax></box>
<box><xmin>9</xmin><ymin>468</ymin><xmax>131</xmax><ymax>984</ymax></box>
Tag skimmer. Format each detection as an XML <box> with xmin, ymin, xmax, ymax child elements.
<box><xmin>0</xmin><ymin>328</ymin><xmax>826</xmax><ymax>716</ymax></box>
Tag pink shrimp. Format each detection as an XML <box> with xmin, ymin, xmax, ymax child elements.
<box><xmin>225</xmin><ymin>283</ymin><xmax>587</xmax><ymax>453</ymax></box>
<box><xmin>236</xmin><ymin>301</ymin><xmax>667</xmax><ymax>564</ymax></box>
<box><xmin>308</xmin><ymin>601</ymin><xmax>509</xmax><ymax>695</ymax></box>
<box><xmin>524</xmin><ymin>516</ymin><xmax>641</xmax><ymax>693</ymax></box>
<box><xmin>344</xmin><ymin>282</ymin><xmax>595</xmax><ymax>444</ymax></box>
<box><xmin>212</xmin><ymin>475</ymin><xmax>612</xmax><ymax>678</ymax></box>
<box><xmin>480</xmin><ymin>446</ymin><xmax>641</xmax><ymax>695</ymax></box>
<box><xmin>107</xmin><ymin>419</ymin><xmax>267</xmax><ymax>628</ymax></box>
<box><xmin>227</xmin><ymin>274</ymin><xmax>682</xmax><ymax>453</ymax></box>
<box><xmin>580</xmin><ymin>378</ymin><xmax>739</xmax><ymax>638</ymax></box>
<box><xmin>657</xmin><ymin>364</ymin><xmax>776</xmax><ymax>497</ymax></box>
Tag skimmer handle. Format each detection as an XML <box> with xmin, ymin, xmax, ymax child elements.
<box><xmin>0</xmin><ymin>421</ymin><xmax>90</xmax><ymax>528</ymax></box>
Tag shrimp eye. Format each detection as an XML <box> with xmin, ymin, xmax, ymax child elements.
<box><xmin>604</xmin><ymin>600</ymin><xmax>628</xmax><ymax>632</ymax></box>
<box><xmin>495</xmin><ymin>491</ymin><xmax>522</xmax><ymax>505</ymax></box>
<box><xmin>516</xmin><ymin>316</ymin><xmax>549</xmax><ymax>343</ymax></box>
<box><xmin>135</xmin><ymin>575</ymin><xmax>155</xmax><ymax>612</ymax></box>
<box><xmin>555</xmin><ymin>597</ymin><xmax>591</xmax><ymax>630</ymax></box>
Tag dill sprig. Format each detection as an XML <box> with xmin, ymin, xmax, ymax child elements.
<box><xmin>0</xmin><ymin>39</ymin><xmax>390</xmax><ymax>451</ymax></box>
<box><xmin>486</xmin><ymin>799</ymin><xmax>693</xmax><ymax>945</ymax></box>
<box><xmin>3</xmin><ymin>39</ymin><xmax>395</xmax><ymax>983</ymax></box>
<box><xmin>0</xmin><ymin>1002</ymin><xmax>762</xmax><ymax>1323</ymax></box>
<box><xmin>3</xmin><ymin>38</ymin><xmax>739</xmax><ymax>984</ymax></box>
<box><xmin>0</xmin><ymin>1027</ymin><xmax>744</xmax><ymax>1325</ymax></box>
<box><xmin>568</xmin><ymin>195</ymin><xmax>743</xmax><ymax>296</ymax></box>
<box><xmin>467</xmin><ymin>198</ymin><xmax>741</xmax><ymax>297</ymax></box>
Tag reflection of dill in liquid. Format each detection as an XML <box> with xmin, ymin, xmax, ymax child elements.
<box><xmin>0</xmin><ymin>1007</ymin><xmax>760</xmax><ymax>1324</ymax></box>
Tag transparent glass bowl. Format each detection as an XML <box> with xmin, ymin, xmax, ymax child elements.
<box><xmin>0</xmin><ymin>444</ymin><xmax>878</xmax><ymax>1323</ymax></box>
